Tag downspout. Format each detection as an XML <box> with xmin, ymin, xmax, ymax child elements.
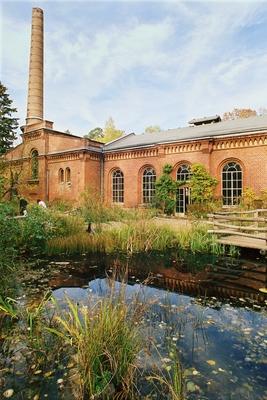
<box><xmin>100</xmin><ymin>150</ymin><xmax>104</xmax><ymax>201</ymax></box>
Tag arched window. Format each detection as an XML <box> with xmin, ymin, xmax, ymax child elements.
<box><xmin>176</xmin><ymin>164</ymin><xmax>191</xmax><ymax>181</ymax></box>
<box><xmin>176</xmin><ymin>164</ymin><xmax>191</xmax><ymax>213</ymax></box>
<box><xmin>143</xmin><ymin>167</ymin><xmax>156</xmax><ymax>204</ymax></box>
<box><xmin>31</xmin><ymin>150</ymin><xmax>39</xmax><ymax>179</ymax></box>
<box><xmin>222</xmin><ymin>162</ymin><xmax>242</xmax><ymax>206</ymax></box>
<box><xmin>112</xmin><ymin>169</ymin><xmax>124</xmax><ymax>203</ymax></box>
<box><xmin>66</xmin><ymin>167</ymin><xmax>71</xmax><ymax>182</ymax></box>
<box><xmin>59</xmin><ymin>168</ymin><xmax>64</xmax><ymax>183</ymax></box>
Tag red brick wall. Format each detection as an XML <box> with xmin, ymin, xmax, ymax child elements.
<box><xmin>104</xmin><ymin>136</ymin><xmax>267</xmax><ymax>207</ymax></box>
<box><xmin>6</xmin><ymin>126</ymin><xmax>267</xmax><ymax>208</ymax></box>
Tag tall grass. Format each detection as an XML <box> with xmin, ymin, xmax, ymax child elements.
<box><xmin>47</xmin><ymin>220</ymin><xmax>226</xmax><ymax>256</ymax></box>
<box><xmin>48</xmin><ymin>286</ymin><xmax>145</xmax><ymax>399</ymax></box>
<box><xmin>80</xmin><ymin>187</ymin><xmax>156</xmax><ymax>225</ymax></box>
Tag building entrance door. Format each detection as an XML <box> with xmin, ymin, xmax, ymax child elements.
<box><xmin>176</xmin><ymin>187</ymin><xmax>190</xmax><ymax>214</ymax></box>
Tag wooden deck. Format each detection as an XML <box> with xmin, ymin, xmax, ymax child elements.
<box><xmin>208</xmin><ymin>209</ymin><xmax>267</xmax><ymax>251</ymax></box>
<box><xmin>217</xmin><ymin>235</ymin><xmax>267</xmax><ymax>250</ymax></box>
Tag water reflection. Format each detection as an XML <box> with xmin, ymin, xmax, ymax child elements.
<box><xmin>49</xmin><ymin>252</ymin><xmax>267</xmax><ymax>305</ymax></box>
<box><xmin>49</xmin><ymin>253</ymin><xmax>267</xmax><ymax>400</ymax></box>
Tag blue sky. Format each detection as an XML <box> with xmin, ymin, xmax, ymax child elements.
<box><xmin>1</xmin><ymin>0</ymin><xmax>267</xmax><ymax>138</ymax></box>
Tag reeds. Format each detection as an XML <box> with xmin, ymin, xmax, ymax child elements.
<box><xmin>47</xmin><ymin>220</ymin><xmax>228</xmax><ymax>256</ymax></box>
<box><xmin>48</xmin><ymin>285</ymin><xmax>145</xmax><ymax>399</ymax></box>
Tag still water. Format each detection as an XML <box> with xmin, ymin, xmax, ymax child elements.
<box><xmin>1</xmin><ymin>251</ymin><xmax>267</xmax><ymax>399</ymax></box>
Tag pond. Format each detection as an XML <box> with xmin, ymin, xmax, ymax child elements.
<box><xmin>1</xmin><ymin>251</ymin><xmax>267</xmax><ymax>399</ymax></box>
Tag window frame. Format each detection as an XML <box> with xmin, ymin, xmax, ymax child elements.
<box><xmin>142</xmin><ymin>167</ymin><xmax>156</xmax><ymax>204</ymax></box>
<box><xmin>65</xmin><ymin>167</ymin><xmax>71</xmax><ymax>183</ymax></box>
<box><xmin>112</xmin><ymin>169</ymin><xmax>124</xmax><ymax>203</ymax></box>
<box><xmin>222</xmin><ymin>161</ymin><xmax>243</xmax><ymax>206</ymax></box>
<box><xmin>31</xmin><ymin>149</ymin><xmax>39</xmax><ymax>180</ymax></box>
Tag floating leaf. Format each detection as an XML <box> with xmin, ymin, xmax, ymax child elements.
<box><xmin>3</xmin><ymin>389</ymin><xmax>14</xmax><ymax>398</ymax></box>
<box><xmin>207</xmin><ymin>360</ymin><xmax>216</xmax><ymax>366</ymax></box>
<box><xmin>259</xmin><ymin>288</ymin><xmax>267</xmax><ymax>294</ymax></box>
<box><xmin>44</xmin><ymin>371</ymin><xmax>53</xmax><ymax>378</ymax></box>
<box><xmin>34</xmin><ymin>370</ymin><xmax>42</xmax><ymax>375</ymax></box>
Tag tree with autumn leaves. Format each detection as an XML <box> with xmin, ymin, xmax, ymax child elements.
<box><xmin>222</xmin><ymin>108</ymin><xmax>257</xmax><ymax>120</ymax></box>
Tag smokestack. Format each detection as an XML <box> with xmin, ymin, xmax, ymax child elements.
<box><xmin>26</xmin><ymin>8</ymin><xmax>44</xmax><ymax>125</ymax></box>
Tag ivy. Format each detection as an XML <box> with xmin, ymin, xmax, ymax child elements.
<box><xmin>155</xmin><ymin>164</ymin><xmax>178</xmax><ymax>215</ymax></box>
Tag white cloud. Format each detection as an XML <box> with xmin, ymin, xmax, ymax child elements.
<box><xmin>1</xmin><ymin>1</ymin><xmax>267</xmax><ymax>137</ymax></box>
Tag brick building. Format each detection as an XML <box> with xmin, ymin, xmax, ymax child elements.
<box><xmin>5</xmin><ymin>8</ymin><xmax>267</xmax><ymax>212</ymax></box>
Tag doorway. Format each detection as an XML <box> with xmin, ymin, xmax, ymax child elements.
<box><xmin>176</xmin><ymin>186</ymin><xmax>190</xmax><ymax>214</ymax></box>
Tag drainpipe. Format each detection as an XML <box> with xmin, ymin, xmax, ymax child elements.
<box><xmin>100</xmin><ymin>151</ymin><xmax>104</xmax><ymax>201</ymax></box>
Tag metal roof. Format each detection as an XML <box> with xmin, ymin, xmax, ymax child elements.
<box><xmin>104</xmin><ymin>115</ymin><xmax>267</xmax><ymax>152</ymax></box>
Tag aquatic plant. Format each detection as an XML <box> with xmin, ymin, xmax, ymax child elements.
<box><xmin>148</xmin><ymin>347</ymin><xmax>185</xmax><ymax>400</ymax></box>
<box><xmin>47</xmin><ymin>220</ymin><xmax>228</xmax><ymax>256</ymax></box>
<box><xmin>47</xmin><ymin>286</ymin><xmax>145</xmax><ymax>399</ymax></box>
<box><xmin>0</xmin><ymin>296</ymin><xmax>18</xmax><ymax>319</ymax></box>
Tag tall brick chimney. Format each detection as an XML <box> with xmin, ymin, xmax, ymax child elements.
<box><xmin>26</xmin><ymin>8</ymin><xmax>44</xmax><ymax>126</ymax></box>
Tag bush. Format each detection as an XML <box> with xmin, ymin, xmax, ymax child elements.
<box><xmin>0</xmin><ymin>203</ymin><xmax>20</xmax><ymax>261</ymax></box>
<box><xmin>19</xmin><ymin>205</ymin><xmax>84</xmax><ymax>255</ymax></box>
<box><xmin>187</xmin><ymin>200</ymin><xmax>221</xmax><ymax>218</ymax></box>
<box><xmin>155</xmin><ymin>164</ymin><xmax>177</xmax><ymax>215</ymax></box>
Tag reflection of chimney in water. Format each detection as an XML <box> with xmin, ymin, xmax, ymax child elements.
<box><xmin>26</xmin><ymin>8</ymin><xmax>44</xmax><ymax>125</ymax></box>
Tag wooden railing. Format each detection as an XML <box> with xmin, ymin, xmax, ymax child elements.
<box><xmin>207</xmin><ymin>209</ymin><xmax>267</xmax><ymax>250</ymax></box>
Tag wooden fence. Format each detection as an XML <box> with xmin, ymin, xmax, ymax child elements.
<box><xmin>207</xmin><ymin>209</ymin><xmax>267</xmax><ymax>251</ymax></box>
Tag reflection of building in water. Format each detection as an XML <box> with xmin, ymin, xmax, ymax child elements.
<box><xmin>47</xmin><ymin>256</ymin><xmax>266</xmax><ymax>304</ymax></box>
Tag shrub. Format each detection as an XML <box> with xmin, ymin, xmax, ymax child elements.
<box><xmin>155</xmin><ymin>164</ymin><xmax>177</xmax><ymax>215</ymax></box>
<box><xmin>0</xmin><ymin>203</ymin><xmax>20</xmax><ymax>260</ymax></box>
<box><xmin>189</xmin><ymin>164</ymin><xmax>218</xmax><ymax>204</ymax></box>
<box><xmin>19</xmin><ymin>205</ymin><xmax>84</xmax><ymax>254</ymax></box>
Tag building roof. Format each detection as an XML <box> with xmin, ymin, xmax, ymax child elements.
<box><xmin>104</xmin><ymin>114</ymin><xmax>267</xmax><ymax>152</ymax></box>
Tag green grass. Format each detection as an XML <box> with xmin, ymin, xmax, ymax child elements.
<box><xmin>47</xmin><ymin>220</ymin><xmax>227</xmax><ymax>256</ymax></box>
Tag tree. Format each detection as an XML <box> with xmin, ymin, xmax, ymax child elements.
<box><xmin>0</xmin><ymin>82</ymin><xmax>18</xmax><ymax>155</ymax></box>
<box><xmin>189</xmin><ymin>164</ymin><xmax>218</xmax><ymax>204</ymax></box>
<box><xmin>222</xmin><ymin>108</ymin><xmax>257</xmax><ymax>121</ymax></box>
<box><xmin>64</xmin><ymin>129</ymin><xmax>71</xmax><ymax>134</ymax></box>
<box><xmin>102</xmin><ymin>117</ymin><xmax>124</xmax><ymax>143</ymax></box>
<box><xmin>155</xmin><ymin>164</ymin><xmax>177</xmax><ymax>215</ymax></box>
<box><xmin>85</xmin><ymin>127</ymin><xmax>104</xmax><ymax>141</ymax></box>
<box><xmin>145</xmin><ymin>125</ymin><xmax>161</xmax><ymax>134</ymax></box>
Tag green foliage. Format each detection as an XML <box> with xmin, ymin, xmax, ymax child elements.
<box><xmin>240</xmin><ymin>187</ymin><xmax>257</xmax><ymax>210</ymax></box>
<box><xmin>19</xmin><ymin>205</ymin><xmax>84</xmax><ymax>254</ymax></box>
<box><xmin>189</xmin><ymin>164</ymin><xmax>218</xmax><ymax>204</ymax></box>
<box><xmin>85</xmin><ymin>127</ymin><xmax>104</xmax><ymax>141</ymax></box>
<box><xmin>187</xmin><ymin>200</ymin><xmax>221</xmax><ymax>218</ymax></box>
<box><xmin>49</xmin><ymin>290</ymin><xmax>143</xmax><ymax>398</ymax></box>
<box><xmin>0</xmin><ymin>203</ymin><xmax>20</xmax><ymax>261</ymax></box>
<box><xmin>84</xmin><ymin>118</ymin><xmax>124</xmax><ymax>143</ymax></box>
<box><xmin>49</xmin><ymin>198</ymin><xmax>74</xmax><ymax>212</ymax></box>
<box><xmin>0</xmin><ymin>82</ymin><xmax>18</xmax><ymax>155</ymax></box>
<box><xmin>47</xmin><ymin>220</ymin><xmax>227</xmax><ymax>256</ymax></box>
<box><xmin>155</xmin><ymin>164</ymin><xmax>177</xmax><ymax>215</ymax></box>
<box><xmin>102</xmin><ymin>117</ymin><xmax>124</xmax><ymax>143</ymax></box>
<box><xmin>145</xmin><ymin>125</ymin><xmax>161</xmax><ymax>134</ymax></box>
<box><xmin>81</xmin><ymin>187</ymin><xmax>155</xmax><ymax>226</ymax></box>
